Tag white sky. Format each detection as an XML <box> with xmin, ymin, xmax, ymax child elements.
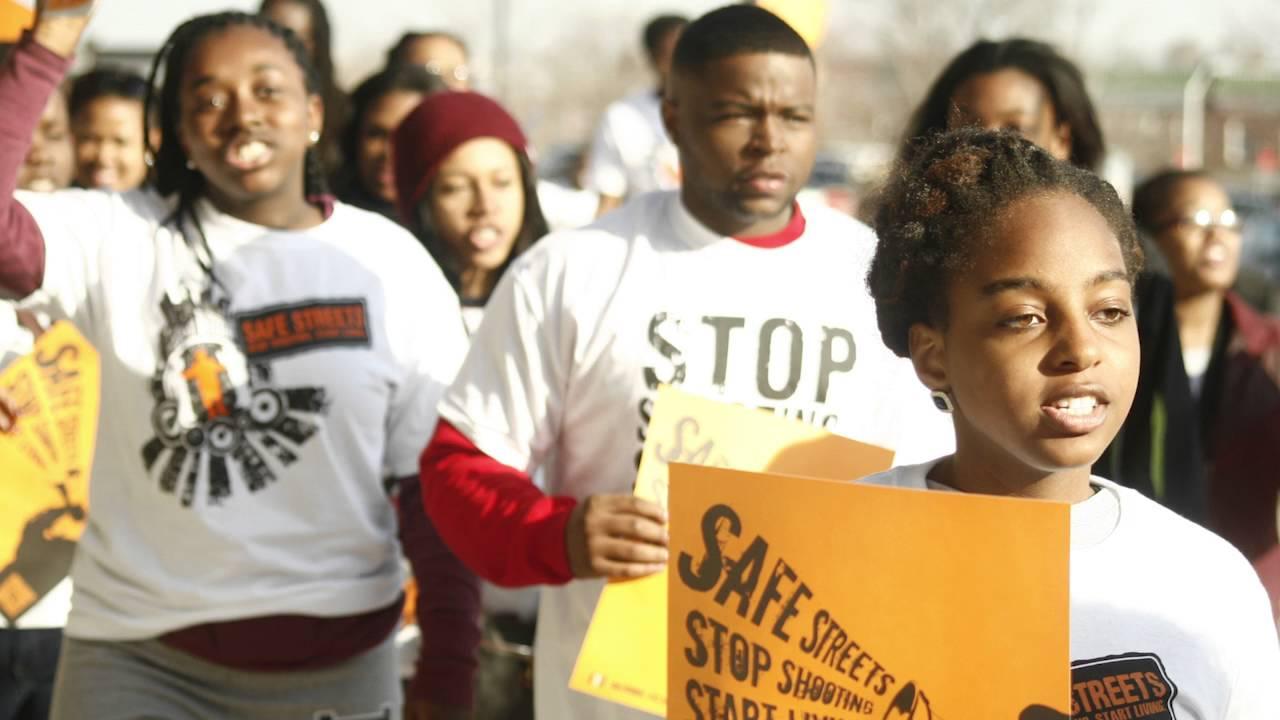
<box><xmin>82</xmin><ymin>0</ymin><xmax>1280</xmax><ymax>88</ymax></box>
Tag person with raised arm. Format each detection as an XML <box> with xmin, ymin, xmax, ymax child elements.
<box><xmin>0</xmin><ymin>3</ymin><xmax>476</xmax><ymax>718</ymax></box>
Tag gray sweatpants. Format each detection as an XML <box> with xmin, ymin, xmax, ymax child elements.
<box><xmin>49</xmin><ymin>634</ymin><xmax>401</xmax><ymax>720</ymax></box>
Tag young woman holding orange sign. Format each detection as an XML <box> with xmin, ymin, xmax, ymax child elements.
<box><xmin>862</xmin><ymin>128</ymin><xmax>1279</xmax><ymax>716</ymax></box>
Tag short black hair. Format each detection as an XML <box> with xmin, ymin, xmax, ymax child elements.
<box><xmin>869</xmin><ymin>128</ymin><xmax>1142</xmax><ymax>357</ymax></box>
<box><xmin>902</xmin><ymin>38</ymin><xmax>1105</xmax><ymax>171</ymax></box>
<box><xmin>1131</xmin><ymin>168</ymin><xmax>1212</xmax><ymax>236</ymax></box>
<box><xmin>68</xmin><ymin>67</ymin><xmax>148</xmax><ymax>119</ymax></box>
<box><xmin>672</xmin><ymin>5</ymin><xmax>812</xmax><ymax>72</ymax></box>
<box><xmin>642</xmin><ymin>14</ymin><xmax>688</xmax><ymax>59</ymax></box>
<box><xmin>385</xmin><ymin>31</ymin><xmax>469</xmax><ymax>68</ymax></box>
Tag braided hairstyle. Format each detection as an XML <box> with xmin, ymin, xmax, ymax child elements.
<box><xmin>868</xmin><ymin>128</ymin><xmax>1142</xmax><ymax>358</ymax></box>
<box><xmin>145</xmin><ymin>11</ymin><xmax>329</xmax><ymax>231</ymax></box>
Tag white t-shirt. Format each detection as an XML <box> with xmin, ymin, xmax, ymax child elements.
<box><xmin>16</xmin><ymin>188</ymin><xmax>469</xmax><ymax>640</ymax></box>
<box><xmin>438</xmin><ymin>190</ymin><xmax>954</xmax><ymax>720</ymax></box>
<box><xmin>536</xmin><ymin>179</ymin><xmax>599</xmax><ymax>233</ymax></box>
<box><xmin>0</xmin><ymin>302</ymin><xmax>32</xmax><ymax>368</ymax></box>
<box><xmin>861</xmin><ymin>461</ymin><xmax>1280</xmax><ymax>718</ymax></box>
<box><xmin>1183</xmin><ymin>345</ymin><xmax>1212</xmax><ymax>398</ymax></box>
<box><xmin>582</xmin><ymin>90</ymin><xmax>681</xmax><ymax>200</ymax></box>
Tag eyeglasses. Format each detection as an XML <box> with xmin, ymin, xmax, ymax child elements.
<box><xmin>424</xmin><ymin>62</ymin><xmax>471</xmax><ymax>85</ymax></box>
<box><xmin>1166</xmin><ymin>208</ymin><xmax>1241</xmax><ymax>233</ymax></box>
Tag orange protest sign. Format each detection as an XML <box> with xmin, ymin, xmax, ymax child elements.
<box><xmin>0</xmin><ymin>321</ymin><xmax>98</xmax><ymax>624</ymax></box>
<box><xmin>0</xmin><ymin>0</ymin><xmax>33</xmax><ymax>42</ymax></box>
<box><xmin>570</xmin><ymin>385</ymin><xmax>894</xmax><ymax>715</ymax></box>
<box><xmin>668</xmin><ymin>464</ymin><xmax>1071</xmax><ymax>719</ymax></box>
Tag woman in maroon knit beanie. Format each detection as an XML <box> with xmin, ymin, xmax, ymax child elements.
<box><xmin>393</xmin><ymin>92</ymin><xmax>549</xmax><ymax>331</ymax></box>
<box><xmin>393</xmin><ymin>90</ymin><xmax>549</xmax><ymax>718</ymax></box>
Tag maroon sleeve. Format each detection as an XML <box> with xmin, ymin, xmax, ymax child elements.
<box><xmin>397</xmin><ymin>474</ymin><xmax>481</xmax><ymax>709</ymax></box>
<box><xmin>419</xmin><ymin>419</ymin><xmax>577</xmax><ymax>587</ymax></box>
<box><xmin>0</xmin><ymin>33</ymin><xmax>71</xmax><ymax>299</ymax></box>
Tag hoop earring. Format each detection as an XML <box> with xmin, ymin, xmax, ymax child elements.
<box><xmin>930</xmin><ymin>390</ymin><xmax>954</xmax><ymax>414</ymax></box>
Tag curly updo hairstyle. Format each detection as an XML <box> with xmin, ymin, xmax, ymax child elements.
<box><xmin>868</xmin><ymin>128</ymin><xmax>1142</xmax><ymax>358</ymax></box>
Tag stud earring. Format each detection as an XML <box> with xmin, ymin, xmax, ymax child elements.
<box><xmin>308</xmin><ymin>130</ymin><xmax>320</xmax><ymax>145</ymax></box>
<box><xmin>185</xmin><ymin>159</ymin><xmax>195</xmax><ymax>170</ymax></box>
<box><xmin>930</xmin><ymin>390</ymin><xmax>954</xmax><ymax>414</ymax></box>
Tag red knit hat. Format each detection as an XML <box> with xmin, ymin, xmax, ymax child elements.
<box><xmin>392</xmin><ymin>91</ymin><xmax>530</xmax><ymax>226</ymax></box>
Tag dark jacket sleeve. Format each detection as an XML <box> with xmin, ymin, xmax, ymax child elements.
<box><xmin>398</xmin><ymin>473</ymin><xmax>483</xmax><ymax>709</ymax></box>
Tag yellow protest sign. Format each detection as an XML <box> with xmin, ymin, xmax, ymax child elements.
<box><xmin>755</xmin><ymin>0</ymin><xmax>829</xmax><ymax>49</ymax></box>
<box><xmin>0</xmin><ymin>321</ymin><xmax>98</xmax><ymax>624</ymax></box>
<box><xmin>0</xmin><ymin>0</ymin><xmax>33</xmax><ymax>42</ymax></box>
<box><xmin>669</xmin><ymin>464</ymin><xmax>1071</xmax><ymax>719</ymax></box>
<box><xmin>0</xmin><ymin>351</ymin><xmax>59</xmax><ymax>476</ymax></box>
<box><xmin>33</xmin><ymin>321</ymin><xmax>100</xmax><ymax>497</ymax></box>
<box><xmin>570</xmin><ymin>385</ymin><xmax>894</xmax><ymax>715</ymax></box>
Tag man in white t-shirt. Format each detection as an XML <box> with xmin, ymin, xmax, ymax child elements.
<box><xmin>418</xmin><ymin>6</ymin><xmax>953</xmax><ymax>719</ymax></box>
<box><xmin>582</xmin><ymin>13</ymin><xmax>687</xmax><ymax>216</ymax></box>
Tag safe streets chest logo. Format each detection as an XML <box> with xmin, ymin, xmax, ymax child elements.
<box><xmin>140</xmin><ymin>291</ymin><xmax>369</xmax><ymax>507</ymax></box>
<box><xmin>1070</xmin><ymin>654</ymin><xmax>1178</xmax><ymax>720</ymax></box>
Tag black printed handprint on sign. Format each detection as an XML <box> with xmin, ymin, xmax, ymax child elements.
<box><xmin>883</xmin><ymin>682</ymin><xmax>931</xmax><ymax>720</ymax></box>
<box><xmin>0</xmin><ymin>483</ymin><xmax>86</xmax><ymax>623</ymax></box>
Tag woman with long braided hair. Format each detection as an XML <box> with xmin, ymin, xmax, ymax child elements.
<box><xmin>0</xmin><ymin>3</ymin><xmax>476</xmax><ymax>718</ymax></box>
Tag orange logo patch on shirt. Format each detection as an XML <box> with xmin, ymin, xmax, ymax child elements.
<box><xmin>1070</xmin><ymin>654</ymin><xmax>1177</xmax><ymax>720</ymax></box>
<box><xmin>237</xmin><ymin>300</ymin><xmax>371</xmax><ymax>360</ymax></box>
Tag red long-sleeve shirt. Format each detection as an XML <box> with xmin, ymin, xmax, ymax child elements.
<box><xmin>419</xmin><ymin>419</ymin><xmax>578</xmax><ymax>587</ymax></box>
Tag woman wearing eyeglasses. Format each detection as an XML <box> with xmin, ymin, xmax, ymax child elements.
<box><xmin>1109</xmin><ymin>169</ymin><xmax>1280</xmax><ymax>623</ymax></box>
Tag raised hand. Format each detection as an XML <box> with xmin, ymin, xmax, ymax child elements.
<box><xmin>33</xmin><ymin>0</ymin><xmax>97</xmax><ymax>59</ymax></box>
